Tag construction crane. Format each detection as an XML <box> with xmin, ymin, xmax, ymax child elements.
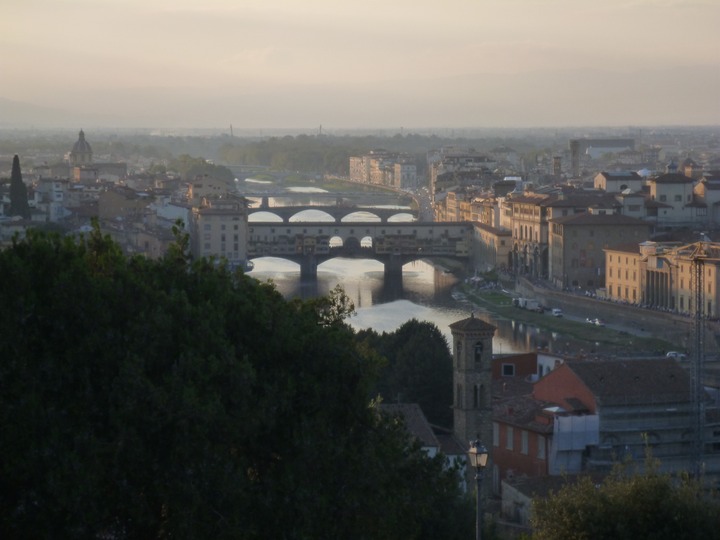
<box><xmin>683</xmin><ymin>238</ymin><xmax>720</xmax><ymax>478</ymax></box>
<box><xmin>690</xmin><ymin>242</ymin><xmax>706</xmax><ymax>478</ymax></box>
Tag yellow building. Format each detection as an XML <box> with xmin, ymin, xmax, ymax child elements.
<box><xmin>604</xmin><ymin>245</ymin><xmax>644</xmax><ymax>304</ymax></box>
<box><xmin>604</xmin><ymin>241</ymin><xmax>720</xmax><ymax>316</ymax></box>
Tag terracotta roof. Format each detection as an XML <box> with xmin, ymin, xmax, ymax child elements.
<box><xmin>434</xmin><ymin>429</ymin><xmax>469</xmax><ymax>456</ymax></box>
<box><xmin>603</xmin><ymin>243</ymin><xmax>641</xmax><ymax>254</ymax></box>
<box><xmin>650</xmin><ymin>173</ymin><xmax>694</xmax><ymax>184</ymax></box>
<box><xmin>565</xmin><ymin>359</ymin><xmax>691</xmax><ymax>406</ymax></box>
<box><xmin>507</xmin><ymin>193</ymin><xmax>552</xmax><ymax>204</ymax></box>
<box><xmin>492</xmin><ymin>393</ymin><xmax>554</xmax><ymax>434</ymax></box>
<box><xmin>544</xmin><ymin>194</ymin><xmax>620</xmax><ymax>209</ymax></box>
<box><xmin>379</xmin><ymin>403</ymin><xmax>440</xmax><ymax>449</ymax></box>
<box><xmin>598</xmin><ymin>171</ymin><xmax>642</xmax><ymax>181</ymax></box>
<box><xmin>449</xmin><ymin>313</ymin><xmax>496</xmax><ymax>333</ymax></box>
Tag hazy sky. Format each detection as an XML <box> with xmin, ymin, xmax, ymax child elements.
<box><xmin>4</xmin><ymin>0</ymin><xmax>720</xmax><ymax>129</ymax></box>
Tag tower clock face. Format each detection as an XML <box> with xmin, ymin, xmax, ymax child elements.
<box><xmin>474</xmin><ymin>341</ymin><xmax>483</xmax><ymax>362</ymax></box>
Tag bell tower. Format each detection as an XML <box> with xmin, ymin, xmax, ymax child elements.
<box><xmin>450</xmin><ymin>313</ymin><xmax>495</xmax><ymax>489</ymax></box>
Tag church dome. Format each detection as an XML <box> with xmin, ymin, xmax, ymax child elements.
<box><xmin>72</xmin><ymin>129</ymin><xmax>92</xmax><ymax>155</ymax></box>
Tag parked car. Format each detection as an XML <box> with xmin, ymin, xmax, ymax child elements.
<box><xmin>666</xmin><ymin>351</ymin><xmax>687</xmax><ymax>361</ymax></box>
<box><xmin>551</xmin><ymin>308</ymin><xmax>563</xmax><ymax>317</ymax></box>
<box><xmin>594</xmin><ymin>319</ymin><xmax>605</xmax><ymax>327</ymax></box>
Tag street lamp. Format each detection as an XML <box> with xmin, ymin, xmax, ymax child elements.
<box><xmin>468</xmin><ymin>440</ymin><xmax>489</xmax><ymax>540</ymax></box>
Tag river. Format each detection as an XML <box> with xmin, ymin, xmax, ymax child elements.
<box><xmin>248</xmin><ymin>256</ymin><xmax>574</xmax><ymax>355</ymax></box>
<box><xmin>244</xmin><ymin>184</ymin><xmax>580</xmax><ymax>355</ymax></box>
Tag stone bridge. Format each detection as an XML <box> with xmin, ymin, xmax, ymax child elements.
<box><xmin>248</xmin><ymin>221</ymin><xmax>473</xmax><ymax>280</ymax></box>
<box><xmin>248</xmin><ymin>204</ymin><xmax>417</xmax><ymax>223</ymax></box>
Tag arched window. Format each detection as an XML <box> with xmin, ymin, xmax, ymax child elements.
<box><xmin>474</xmin><ymin>341</ymin><xmax>484</xmax><ymax>363</ymax></box>
<box><xmin>456</xmin><ymin>340</ymin><xmax>462</xmax><ymax>367</ymax></box>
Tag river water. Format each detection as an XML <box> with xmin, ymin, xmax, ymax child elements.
<box><xmin>248</xmin><ymin>257</ymin><xmax>571</xmax><ymax>355</ymax></box>
<box><xmin>244</xmin><ymin>184</ymin><xmax>573</xmax><ymax>355</ymax></box>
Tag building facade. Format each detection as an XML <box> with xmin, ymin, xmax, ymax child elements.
<box><xmin>190</xmin><ymin>196</ymin><xmax>250</xmax><ymax>270</ymax></box>
<box><xmin>548</xmin><ymin>212</ymin><xmax>651</xmax><ymax>289</ymax></box>
<box><xmin>604</xmin><ymin>240</ymin><xmax>720</xmax><ymax>316</ymax></box>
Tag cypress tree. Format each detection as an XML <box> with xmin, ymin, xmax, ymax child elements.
<box><xmin>9</xmin><ymin>155</ymin><xmax>30</xmax><ymax>219</ymax></box>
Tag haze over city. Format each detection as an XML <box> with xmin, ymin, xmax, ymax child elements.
<box><xmin>3</xmin><ymin>0</ymin><xmax>720</xmax><ymax>130</ymax></box>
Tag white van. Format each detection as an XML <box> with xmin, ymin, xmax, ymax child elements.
<box><xmin>551</xmin><ymin>308</ymin><xmax>564</xmax><ymax>317</ymax></box>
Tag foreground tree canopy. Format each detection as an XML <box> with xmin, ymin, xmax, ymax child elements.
<box><xmin>531</xmin><ymin>462</ymin><xmax>720</xmax><ymax>540</ymax></box>
<box><xmin>357</xmin><ymin>320</ymin><xmax>453</xmax><ymax>428</ymax></box>
<box><xmin>0</xmin><ymin>228</ymin><xmax>473</xmax><ymax>539</ymax></box>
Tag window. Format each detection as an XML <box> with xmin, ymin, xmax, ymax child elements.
<box><xmin>506</xmin><ymin>426</ymin><xmax>514</xmax><ymax>450</ymax></box>
<box><xmin>537</xmin><ymin>435</ymin><xmax>546</xmax><ymax>459</ymax></box>
<box><xmin>502</xmin><ymin>364</ymin><xmax>515</xmax><ymax>376</ymax></box>
<box><xmin>521</xmin><ymin>430</ymin><xmax>529</xmax><ymax>455</ymax></box>
<box><xmin>674</xmin><ymin>195</ymin><xmax>682</xmax><ymax>202</ymax></box>
<box><xmin>474</xmin><ymin>341</ymin><xmax>483</xmax><ymax>362</ymax></box>
<box><xmin>660</xmin><ymin>195</ymin><xmax>667</xmax><ymax>202</ymax></box>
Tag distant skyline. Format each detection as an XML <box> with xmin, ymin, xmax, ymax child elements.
<box><xmin>4</xmin><ymin>0</ymin><xmax>720</xmax><ymax>129</ymax></box>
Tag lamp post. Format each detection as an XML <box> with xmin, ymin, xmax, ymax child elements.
<box><xmin>468</xmin><ymin>440</ymin><xmax>489</xmax><ymax>540</ymax></box>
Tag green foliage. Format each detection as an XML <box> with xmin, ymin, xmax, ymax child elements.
<box><xmin>0</xmin><ymin>227</ymin><xmax>470</xmax><ymax>539</ymax></box>
<box><xmin>169</xmin><ymin>153</ymin><xmax>234</xmax><ymax>182</ymax></box>
<box><xmin>9</xmin><ymin>155</ymin><xmax>30</xmax><ymax>219</ymax></box>
<box><xmin>531</xmin><ymin>463</ymin><xmax>720</xmax><ymax>540</ymax></box>
<box><xmin>357</xmin><ymin>319</ymin><xmax>453</xmax><ymax>427</ymax></box>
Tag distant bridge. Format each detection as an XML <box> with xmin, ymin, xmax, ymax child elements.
<box><xmin>248</xmin><ymin>204</ymin><xmax>417</xmax><ymax>223</ymax></box>
<box><xmin>248</xmin><ymin>221</ymin><xmax>473</xmax><ymax>280</ymax></box>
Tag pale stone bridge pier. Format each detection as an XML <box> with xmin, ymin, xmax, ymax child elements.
<box><xmin>247</xmin><ymin>221</ymin><xmax>473</xmax><ymax>281</ymax></box>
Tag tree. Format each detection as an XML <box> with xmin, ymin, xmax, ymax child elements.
<box><xmin>9</xmin><ymin>154</ymin><xmax>30</xmax><ymax>218</ymax></box>
<box><xmin>357</xmin><ymin>319</ymin><xmax>453</xmax><ymax>427</ymax></box>
<box><xmin>531</xmin><ymin>459</ymin><xmax>720</xmax><ymax>540</ymax></box>
<box><xmin>0</xmin><ymin>227</ymin><xmax>471</xmax><ymax>539</ymax></box>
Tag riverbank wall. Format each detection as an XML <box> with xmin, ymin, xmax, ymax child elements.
<box><xmin>513</xmin><ymin>277</ymin><xmax>720</xmax><ymax>354</ymax></box>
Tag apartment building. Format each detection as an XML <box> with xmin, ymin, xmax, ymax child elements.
<box><xmin>548</xmin><ymin>211</ymin><xmax>651</xmax><ymax>289</ymax></box>
<box><xmin>505</xmin><ymin>192</ymin><xmax>553</xmax><ymax>278</ymax></box>
<box><xmin>428</xmin><ymin>149</ymin><xmax>496</xmax><ymax>196</ymax></box>
<box><xmin>190</xmin><ymin>196</ymin><xmax>250</xmax><ymax>270</ymax></box>
<box><xmin>593</xmin><ymin>171</ymin><xmax>644</xmax><ymax>193</ymax></box>
<box><xmin>647</xmin><ymin>173</ymin><xmax>697</xmax><ymax>226</ymax></box>
<box><xmin>348</xmin><ymin>150</ymin><xmax>416</xmax><ymax>188</ymax></box>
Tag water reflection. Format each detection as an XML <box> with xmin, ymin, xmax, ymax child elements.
<box><xmin>248</xmin><ymin>257</ymin><xmax>581</xmax><ymax>354</ymax></box>
<box><xmin>246</xmin><ymin>194</ymin><xmax>583</xmax><ymax>355</ymax></box>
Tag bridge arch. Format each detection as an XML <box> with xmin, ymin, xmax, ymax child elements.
<box><xmin>340</xmin><ymin>211</ymin><xmax>381</xmax><ymax>222</ymax></box>
<box><xmin>289</xmin><ymin>209</ymin><xmax>335</xmax><ymax>222</ymax></box>
<box><xmin>387</xmin><ymin>212</ymin><xmax>415</xmax><ymax>222</ymax></box>
<box><xmin>249</xmin><ymin>211</ymin><xmax>283</xmax><ymax>222</ymax></box>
